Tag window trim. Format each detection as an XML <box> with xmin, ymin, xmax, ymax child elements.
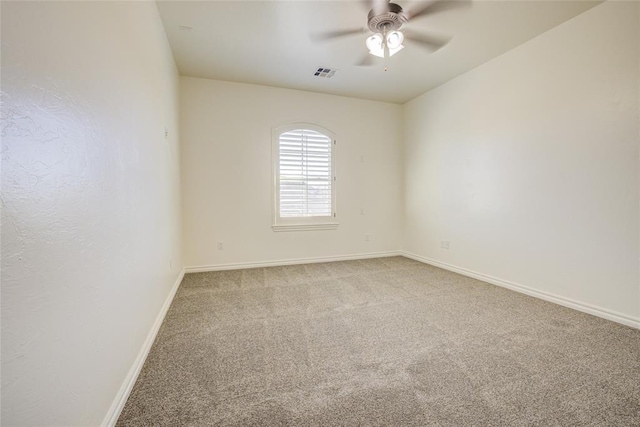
<box><xmin>272</xmin><ymin>123</ymin><xmax>338</xmax><ymax>232</ymax></box>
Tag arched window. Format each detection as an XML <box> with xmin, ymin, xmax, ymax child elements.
<box><xmin>272</xmin><ymin>124</ymin><xmax>337</xmax><ymax>231</ymax></box>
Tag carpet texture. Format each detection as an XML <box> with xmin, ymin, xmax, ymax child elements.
<box><xmin>117</xmin><ymin>256</ymin><xmax>640</xmax><ymax>426</ymax></box>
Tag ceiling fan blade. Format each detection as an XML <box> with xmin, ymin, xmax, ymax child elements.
<box><xmin>402</xmin><ymin>0</ymin><xmax>471</xmax><ymax>21</ymax></box>
<box><xmin>310</xmin><ymin>27</ymin><xmax>368</xmax><ymax>42</ymax></box>
<box><xmin>403</xmin><ymin>29</ymin><xmax>451</xmax><ymax>51</ymax></box>
<box><xmin>356</xmin><ymin>53</ymin><xmax>376</xmax><ymax>67</ymax></box>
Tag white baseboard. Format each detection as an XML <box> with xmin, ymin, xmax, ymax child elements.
<box><xmin>401</xmin><ymin>252</ymin><xmax>640</xmax><ymax>330</ymax></box>
<box><xmin>101</xmin><ymin>250</ymin><xmax>638</xmax><ymax>427</ymax></box>
<box><xmin>101</xmin><ymin>268</ymin><xmax>185</xmax><ymax>427</ymax></box>
<box><xmin>184</xmin><ymin>251</ymin><xmax>402</xmax><ymax>273</ymax></box>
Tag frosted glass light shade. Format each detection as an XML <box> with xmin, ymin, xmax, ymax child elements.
<box><xmin>386</xmin><ymin>31</ymin><xmax>404</xmax><ymax>49</ymax></box>
<box><xmin>366</xmin><ymin>33</ymin><xmax>384</xmax><ymax>58</ymax></box>
<box><xmin>388</xmin><ymin>44</ymin><xmax>404</xmax><ymax>57</ymax></box>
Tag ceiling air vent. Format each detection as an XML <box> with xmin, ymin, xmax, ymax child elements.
<box><xmin>314</xmin><ymin>68</ymin><xmax>337</xmax><ymax>78</ymax></box>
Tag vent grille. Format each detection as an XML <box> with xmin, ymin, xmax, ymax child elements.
<box><xmin>314</xmin><ymin>68</ymin><xmax>337</xmax><ymax>78</ymax></box>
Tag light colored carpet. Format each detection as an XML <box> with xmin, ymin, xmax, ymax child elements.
<box><xmin>117</xmin><ymin>256</ymin><xmax>640</xmax><ymax>426</ymax></box>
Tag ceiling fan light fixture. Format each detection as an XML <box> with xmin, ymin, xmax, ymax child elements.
<box><xmin>386</xmin><ymin>30</ymin><xmax>404</xmax><ymax>57</ymax></box>
<box><xmin>366</xmin><ymin>33</ymin><xmax>385</xmax><ymax>58</ymax></box>
<box><xmin>386</xmin><ymin>31</ymin><xmax>404</xmax><ymax>49</ymax></box>
<box><xmin>388</xmin><ymin>43</ymin><xmax>404</xmax><ymax>57</ymax></box>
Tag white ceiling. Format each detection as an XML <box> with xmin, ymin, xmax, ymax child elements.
<box><xmin>157</xmin><ymin>0</ymin><xmax>600</xmax><ymax>104</ymax></box>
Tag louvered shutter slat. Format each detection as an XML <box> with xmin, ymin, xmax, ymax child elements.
<box><xmin>278</xmin><ymin>128</ymin><xmax>333</xmax><ymax>218</ymax></box>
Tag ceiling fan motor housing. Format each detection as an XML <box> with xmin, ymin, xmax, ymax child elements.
<box><xmin>367</xmin><ymin>3</ymin><xmax>406</xmax><ymax>33</ymax></box>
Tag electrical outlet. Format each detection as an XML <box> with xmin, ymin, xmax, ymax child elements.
<box><xmin>164</xmin><ymin>126</ymin><xmax>168</xmax><ymax>140</ymax></box>
<box><xmin>365</xmin><ymin>234</ymin><xmax>370</xmax><ymax>242</ymax></box>
<box><xmin>217</xmin><ymin>241</ymin><xmax>224</xmax><ymax>250</ymax></box>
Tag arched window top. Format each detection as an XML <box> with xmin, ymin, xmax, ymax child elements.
<box><xmin>275</xmin><ymin>123</ymin><xmax>334</xmax><ymax>139</ymax></box>
<box><xmin>272</xmin><ymin>123</ymin><xmax>337</xmax><ymax>231</ymax></box>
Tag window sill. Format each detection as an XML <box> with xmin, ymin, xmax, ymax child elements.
<box><xmin>272</xmin><ymin>223</ymin><xmax>339</xmax><ymax>232</ymax></box>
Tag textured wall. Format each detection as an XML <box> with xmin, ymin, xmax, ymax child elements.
<box><xmin>403</xmin><ymin>1</ymin><xmax>640</xmax><ymax>320</ymax></box>
<box><xmin>180</xmin><ymin>77</ymin><xmax>403</xmax><ymax>268</ymax></box>
<box><xmin>1</xmin><ymin>1</ymin><xmax>182</xmax><ymax>425</ymax></box>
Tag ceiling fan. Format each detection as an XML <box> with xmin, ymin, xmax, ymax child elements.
<box><xmin>312</xmin><ymin>0</ymin><xmax>470</xmax><ymax>66</ymax></box>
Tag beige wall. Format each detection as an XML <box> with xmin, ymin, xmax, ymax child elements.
<box><xmin>2</xmin><ymin>1</ymin><xmax>640</xmax><ymax>425</ymax></box>
<box><xmin>402</xmin><ymin>1</ymin><xmax>640</xmax><ymax>321</ymax></box>
<box><xmin>1</xmin><ymin>1</ymin><xmax>182</xmax><ymax>425</ymax></box>
<box><xmin>180</xmin><ymin>77</ymin><xmax>403</xmax><ymax>268</ymax></box>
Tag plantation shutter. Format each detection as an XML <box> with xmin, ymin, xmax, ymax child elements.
<box><xmin>279</xmin><ymin>129</ymin><xmax>333</xmax><ymax>218</ymax></box>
